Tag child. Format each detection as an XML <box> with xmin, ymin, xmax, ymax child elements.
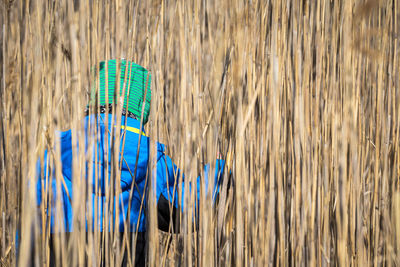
<box><xmin>35</xmin><ymin>59</ymin><xmax>225</xmax><ymax>266</ymax></box>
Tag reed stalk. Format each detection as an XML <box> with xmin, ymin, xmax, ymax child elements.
<box><xmin>0</xmin><ymin>0</ymin><xmax>399</xmax><ymax>266</ymax></box>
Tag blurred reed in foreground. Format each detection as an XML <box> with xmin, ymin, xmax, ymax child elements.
<box><xmin>1</xmin><ymin>0</ymin><xmax>399</xmax><ymax>266</ymax></box>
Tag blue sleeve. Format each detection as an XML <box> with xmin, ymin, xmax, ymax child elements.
<box><xmin>156</xmin><ymin>142</ymin><xmax>225</xmax><ymax>210</ymax></box>
<box><xmin>203</xmin><ymin>159</ymin><xmax>225</xmax><ymax>199</ymax></box>
<box><xmin>35</xmin><ymin>130</ymin><xmax>74</xmax><ymax>233</ymax></box>
<box><xmin>155</xmin><ymin>143</ymin><xmax>182</xmax><ymax>203</ymax></box>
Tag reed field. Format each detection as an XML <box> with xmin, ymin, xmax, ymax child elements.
<box><xmin>1</xmin><ymin>0</ymin><xmax>399</xmax><ymax>266</ymax></box>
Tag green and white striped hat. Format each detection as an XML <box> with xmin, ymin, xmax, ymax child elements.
<box><xmin>91</xmin><ymin>59</ymin><xmax>151</xmax><ymax>124</ymax></box>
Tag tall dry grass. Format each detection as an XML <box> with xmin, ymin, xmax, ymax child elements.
<box><xmin>0</xmin><ymin>0</ymin><xmax>399</xmax><ymax>266</ymax></box>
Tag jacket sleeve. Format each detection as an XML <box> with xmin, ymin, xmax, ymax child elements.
<box><xmin>155</xmin><ymin>142</ymin><xmax>225</xmax><ymax>211</ymax></box>
<box><xmin>35</xmin><ymin>130</ymin><xmax>74</xmax><ymax>233</ymax></box>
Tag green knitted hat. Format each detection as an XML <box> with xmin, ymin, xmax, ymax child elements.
<box><xmin>91</xmin><ymin>59</ymin><xmax>151</xmax><ymax>124</ymax></box>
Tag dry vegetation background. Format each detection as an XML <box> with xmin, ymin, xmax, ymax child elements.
<box><xmin>0</xmin><ymin>0</ymin><xmax>399</xmax><ymax>266</ymax></box>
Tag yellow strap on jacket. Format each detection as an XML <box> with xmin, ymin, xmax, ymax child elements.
<box><xmin>116</xmin><ymin>125</ymin><xmax>147</xmax><ymax>137</ymax></box>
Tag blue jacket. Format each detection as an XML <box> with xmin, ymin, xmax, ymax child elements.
<box><xmin>36</xmin><ymin>114</ymin><xmax>224</xmax><ymax>233</ymax></box>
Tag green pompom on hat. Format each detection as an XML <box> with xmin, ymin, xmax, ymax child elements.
<box><xmin>90</xmin><ymin>59</ymin><xmax>151</xmax><ymax>124</ymax></box>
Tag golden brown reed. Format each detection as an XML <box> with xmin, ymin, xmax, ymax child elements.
<box><xmin>0</xmin><ymin>0</ymin><xmax>399</xmax><ymax>266</ymax></box>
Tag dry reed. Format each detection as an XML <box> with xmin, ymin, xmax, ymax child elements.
<box><xmin>0</xmin><ymin>0</ymin><xmax>399</xmax><ymax>266</ymax></box>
